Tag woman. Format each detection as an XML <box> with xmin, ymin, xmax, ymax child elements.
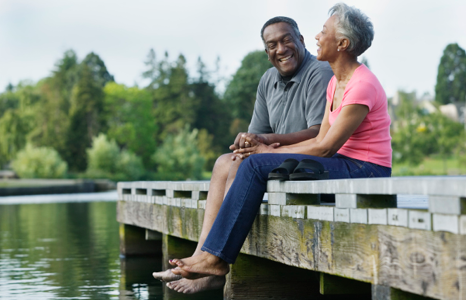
<box><xmin>168</xmin><ymin>2</ymin><xmax>392</xmax><ymax>283</ymax></box>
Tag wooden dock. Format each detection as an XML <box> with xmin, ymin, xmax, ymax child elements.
<box><xmin>117</xmin><ymin>177</ymin><xmax>466</xmax><ymax>299</ymax></box>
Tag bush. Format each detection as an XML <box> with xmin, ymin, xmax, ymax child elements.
<box><xmin>86</xmin><ymin>134</ymin><xmax>144</xmax><ymax>181</ymax></box>
<box><xmin>152</xmin><ymin>126</ymin><xmax>205</xmax><ymax>180</ymax></box>
<box><xmin>11</xmin><ymin>144</ymin><xmax>68</xmax><ymax>178</ymax></box>
<box><xmin>86</xmin><ymin>133</ymin><xmax>119</xmax><ymax>174</ymax></box>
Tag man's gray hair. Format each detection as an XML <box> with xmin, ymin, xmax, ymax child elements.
<box><xmin>261</xmin><ymin>16</ymin><xmax>301</xmax><ymax>43</ymax></box>
<box><xmin>329</xmin><ymin>3</ymin><xmax>374</xmax><ymax>57</ymax></box>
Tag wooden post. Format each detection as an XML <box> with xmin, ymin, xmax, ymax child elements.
<box><xmin>372</xmin><ymin>285</ymin><xmax>436</xmax><ymax>300</ymax></box>
<box><xmin>119</xmin><ymin>223</ymin><xmax>162</xmax><ymax>256</ymax></box>
<box><xmin>161</xmin><ymin>234</ymin><xmax>223</xmax><ymax>300</ymax></box>
<box><xmin>224</xmin><ymin>253</ymin><xmax>323</xmax><ymax>300</ymax></box>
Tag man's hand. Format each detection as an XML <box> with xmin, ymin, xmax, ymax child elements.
<box><xmin>233</xmin><ymin>142</ymin><xmax>280</xmax><ymax>159</ymax></box>
<box><xmin>229</xmin><ymin>133</ymin><xmax>270</xmax><ymax>151</ymax></box>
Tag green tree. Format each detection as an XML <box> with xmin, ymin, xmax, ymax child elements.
<box><xmin>103</xmin><ymin>82</ymin><xmax>157</xmax><ymax>166</ymax></box>
<box><xmin>391</xmin><ymin>91</ymin><xmax>437</xmax><ymax>165</ymax></box>
<box><xmin>190</xmin><ymin>57</ymin><xmax>232</xmax><ymax>167</ymax></box>
<box><xmin>28</xmin><ymin>51</ymin><xmax>79</xmax><ymax>157</ymax></box>
<box><xmin>152</xmin><ymin>126</ymin><xmax>205</xmax><ymax>180</ymax></box>
<box><xmin>11</xmin><ymin>144</ymin><xmax>68</xmax><ymax>178</ymax></box>
<box><xmin>152</xmin><ymin>54</ymin><xmax>197</xmax><ymax>140</ymax></box>
<box><xmin>223</xmin><ymin>50</ymin><xmax>272</xmax><ymax>133</ymax></box>
<box><xmin>81</xmin><ymin>52</ymin><xmax>114</xmax><ymax>88</ymax></box>
<box><xmin>86</xmin><ymin>133</ymin><xmax>144</xmax><ymax>181</ymax></box>
<box><xmin>65</xmin><ymin>64</ymin><xmax>105</xmax><ymax>171</ymax></box>
<box><xmin>428</xmin><ymin>112</ymin><xmax>465</xmax><ymax>173</ymax></box>
<box><xmin>435</xmin><ymin>43</ymin><xmax>466</xmax><ymax>104</ymax></box>
<box><xmin>0</xmin><ymin>109</ymin><xmax>29</xmax><ymax>167</ymax></box>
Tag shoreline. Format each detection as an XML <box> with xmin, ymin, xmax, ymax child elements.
<box><xmin>0</xmin><ymin>179</ymin><xmax>116</xmax><ymax>197</ymax></box>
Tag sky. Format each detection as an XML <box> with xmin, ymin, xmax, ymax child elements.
<box><xmin>1</xmin><ymin>0</ymin><xmax>465</xmax><ymax>98</ymax></box>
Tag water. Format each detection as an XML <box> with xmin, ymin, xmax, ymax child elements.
<box><xmin>0</xmin><ymin>191</ymin><xmax>427</xmax><ymax>299</ymax></box>
<box><xmin>0</xmin><ymin>192</ymin><xmax>166</xmax><ymax>300</ymax></box>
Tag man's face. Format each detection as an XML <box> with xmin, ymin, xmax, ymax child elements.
<box><xmin>263</xmin><ymin>22</ymin><xmax>306</xmax><ymax>77</ymax></box>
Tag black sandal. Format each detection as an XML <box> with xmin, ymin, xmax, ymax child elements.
<box><xmin>267</xmin><ymin>158</ymin><xmax>300</xmax><ymax>181</ymax></box>
<box><xmin>289</xmin><ymin>159</ymin><xmax>329</xmax><ymax>180</ymax></box>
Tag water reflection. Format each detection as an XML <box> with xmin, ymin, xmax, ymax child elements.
<box><xmin>0</xmin><ymin>201</ymin><xmax>163</xmax><ymax>299</ymax></box>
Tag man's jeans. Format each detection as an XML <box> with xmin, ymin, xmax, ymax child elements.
<box><xmin>201</xmin><ymin>153</ymin><xmax>391</xmax><ymax>264</ymax></box>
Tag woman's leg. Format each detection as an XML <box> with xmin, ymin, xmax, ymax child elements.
<box><xmin>170</xmin><ymin>153</ymin><xmax>392</xmax><ymax>278</ymax></box>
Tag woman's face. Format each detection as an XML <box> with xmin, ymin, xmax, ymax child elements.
<box><xmin>315</xmin><ymin>15</ymin><xmax>339</xmax><ymax>61</ymax></box>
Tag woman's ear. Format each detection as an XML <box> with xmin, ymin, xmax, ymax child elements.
<box><xmin>338</xmin><ymin>37</ymin><xmax>350</xmax><ymax>52</ymax></box>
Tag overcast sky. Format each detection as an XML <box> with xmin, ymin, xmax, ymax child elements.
<box><xmin>1</xmin><ymin>0</ymin><xmax>465</xmax><ymax>98</ymax></box>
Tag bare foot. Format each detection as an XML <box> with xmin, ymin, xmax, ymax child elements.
<box><xmin>152</xmin><ymin>268</ymin><xmax>182</xmax><ymax>282</ymax></box>
<box><xmin>169</xmin><ymin>252</ymin><xmax>230</xmax><ymax>279</ymax></box>
<box><xmin>166</xmin><ymin>275</ymin><xmax>226</xmax><ymax>294</ymax></box>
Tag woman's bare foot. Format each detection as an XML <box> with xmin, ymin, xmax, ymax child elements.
<box><xmin>166</xmin><ymin>275</ymin><xmax>226</xmax><ymax>294</ymax></box>
<box><xmin>152</xmin><ymin>268</ymin><xmax>182</xmax><ymax>282</ymax></box>
<box><xmin>169</xmin><ymin>252</ymin><xmax>229</xmax><ymax>279</ymax></box>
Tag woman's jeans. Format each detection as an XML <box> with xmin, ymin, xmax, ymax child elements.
<box><xmin>201</xmin><ymin>153</ymin><xmax>391</xmax><ymax>264</ymax></box>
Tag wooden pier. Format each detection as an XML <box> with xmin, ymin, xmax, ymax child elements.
<box><xmin>117</xmin><ymin>177</ymin><xmax>466</xmax><ymax>299</ymax></box>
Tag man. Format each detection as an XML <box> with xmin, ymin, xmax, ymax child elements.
<box><xmin>153</xmin><ymin>16</ymin><xmax>333</xmax><ymax>294</ymax></box>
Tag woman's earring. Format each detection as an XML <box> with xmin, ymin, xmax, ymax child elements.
<box><xmin>337</xmin><ymin>49</ymin><xmax>340</xmax><ymax>52</ymax></box>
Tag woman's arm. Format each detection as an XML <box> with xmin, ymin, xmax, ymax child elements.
<box><xmin>235</xmin><ymin>102</ymin><xmax>369</xmax><ymax>158</ymax></box>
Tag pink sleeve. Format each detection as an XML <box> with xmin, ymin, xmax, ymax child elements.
<box><xmin>341</xmin><ymin>80</ymin><xmax>377</xmax><ymax>111</ymax></box>
<box><xmin>326</xmin><ymin>76</ymin><xmax>336</xmax><ymax>103</ymax></box>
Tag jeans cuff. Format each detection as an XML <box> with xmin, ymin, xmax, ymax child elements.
<box><xmin>201</xmin><ymin>246</ymin><xmax>235</xmax><ymax>264</ymax></box>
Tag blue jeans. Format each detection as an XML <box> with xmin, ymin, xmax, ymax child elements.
<box><xmin>201</xmin><ymin>153</ymin><xmax>391</xmax><ymax>264</ymax></box>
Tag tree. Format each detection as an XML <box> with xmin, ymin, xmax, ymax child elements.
<box><xmin>142</xmin><ymin>48</ymin><xmax>158</xmax><ymax>89</ymax></box>
<box><xmin>152</xmin><ymin>126</ymin><xmax>205</xmax><ymax>180</ymax></box>
<box><xmin>223</xmin><ymin>50</ymin><xmax>272</xmax><ymax>133</ymax></box>
<box><xmin>103</xmin><ymin>82</ymin><xmax>157</xmax><ymax>166</ymax></box>
<box><xmin>391</xmin><ymin>91</ymin><xmax>437</xmax><ymax>165</ymax></box>
<box><xmin>0</xmin><ymin>109</ymin><xmax>28</xmax><ymax>167</ymax></box>
<box><xmin>152</xmin><ymin>54</ymin><xmax>197</xmax><ymax>140</ymax></box>
<box><xmin>28</xmin><ymin>51</ymin><xmax>79</xmax><ymax>157</ymax></box>
<box><xmin>11</xmin><ymin>144</ymin><xmax>68</xmax><ymax>178</ymax></box>
<box><xmin>65</xmin><ymin>64</ymin><xmax>105</xmax><ymax>171</ymax></box>
<box><xmin>435</xmin><ymin>43</ymin><xmax>466</xmax><ymax>104</ymax></box>
<box><xmin>190</xmin><ymin>57</ymin><xmax>232</xmax><ymax>164</ymax></box>
<box><xmin>81</xmin><ymin>52</ymin><xmax>114</xmax><ymax>88</ymax></box>
<box><xmin>86</xmin><ymin>133</ymin><xmax>145</xmax><ymax>180</ymax></box>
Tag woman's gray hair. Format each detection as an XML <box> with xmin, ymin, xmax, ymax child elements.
<box><xmin>329</xmin><ymin>3</ymin><xmax>374</xmax><ymax>57</ymax></box>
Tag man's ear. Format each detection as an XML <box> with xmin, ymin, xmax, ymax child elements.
<box><xmin>265</xmin><ymin>49</ymin><xmax>270</xmax><ymax>61</ymax></box>
<box><xmin>299</xmin><ymin>35</ymin><xmax>305</xmax><ymax>47</ymax></box>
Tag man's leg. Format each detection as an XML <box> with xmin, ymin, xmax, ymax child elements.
<box><xmin>153</xmin><ymin>153</ymin><xmax>242</xmax><ymax>286</ymax></box>
<box><xmin>164</xmin><ymin>154</ymin><xmax>243</xmax><ymax>294</ymax></box>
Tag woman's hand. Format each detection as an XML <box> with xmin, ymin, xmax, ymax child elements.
<box><xmin>233</xmin><ymin>142</ymin><xmax>280</xmax><ymax>159</ymax></box>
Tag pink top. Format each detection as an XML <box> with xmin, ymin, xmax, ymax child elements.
<box><xmin>327</xmin><ymin>64</ymin><xmax>392</xmax><ymax>167</ymax></box>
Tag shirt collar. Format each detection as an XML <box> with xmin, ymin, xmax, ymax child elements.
<box><xmin>273</xmin><ymin>50</ymin><xmax>311</xmax><ymax>88</ymax></box>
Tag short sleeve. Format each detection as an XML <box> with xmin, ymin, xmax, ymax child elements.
<box><xmin>342</xmin><ymin>80</ymin><xmax>377</xmax><ymax>111</ymax></box>
<box><xmin>304</xmin><ymin>65</ymin><xmax>334</xmax><ymax>128</ymax></box>
<box><xmin>248</xmin><ymin>75</ymin><xmax>273</xmax><ymax>134</ymax></box>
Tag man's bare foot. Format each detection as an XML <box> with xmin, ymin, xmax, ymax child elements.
<box><xmin>166</xmin><ymin>275</ymin><xmax>226</xmax><ymax>294</ymax></box>
<box><xmin>169</xmin><ymin>252</ymin><xmax>229</xmax><ymax>279</ymax></box>
<box><xmin>152</xmin><ymin>268</ymin><xmax>182</xmax><ymax>282</ymax></box>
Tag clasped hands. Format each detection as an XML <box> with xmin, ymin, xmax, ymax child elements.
<box><xmin>229</xmin><ymin>132</ymin><xmax>280</xmax><ymax>160</ymax></box>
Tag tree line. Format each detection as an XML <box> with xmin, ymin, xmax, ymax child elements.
<box><xmin>1</xmin><ymin>43</ymin><xmax>465</xmax><ymax>179</ymax></box>
<box><xmin>0</xmin><ymin>49</ymin><xmax>271</xmax><ymax>180</ymax></box>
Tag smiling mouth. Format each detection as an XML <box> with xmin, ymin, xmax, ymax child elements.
<box><xmin>279</xmin><ymin>55</ymin><xmax>293</xmax><ymax>62</ymax></box>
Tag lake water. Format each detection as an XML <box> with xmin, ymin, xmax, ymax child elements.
<box><xmin>0</xmin><ymin>192</ymin><xmax>169</xmax><ymax>300</ymax></box>
<box><xmin>0</xmin><ymin>191</ymin><xmax>427</xmax><ymax>299</ymax></box>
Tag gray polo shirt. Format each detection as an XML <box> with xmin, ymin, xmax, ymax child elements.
<box><xmin>248</xmin><ymin>50</ymin><xmax>333</xmax><ymax>135</ymax></box>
